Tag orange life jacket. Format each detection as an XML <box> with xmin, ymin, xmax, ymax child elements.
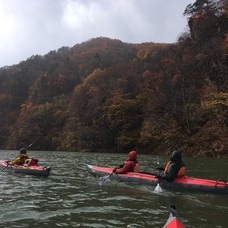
<box><xmin>134</xmin><ymin>162</ymin><xmax>140</xmax><ymax>172</ymax></box>
<box><xmin>164</xmin><ymin>161</ymin><xmax>186</xmax><ymax>177</ymax></box>
<box><xmin>178</xmin><ymin>166</ymin><xmax>186</xmax><ymax>177</ymax></box>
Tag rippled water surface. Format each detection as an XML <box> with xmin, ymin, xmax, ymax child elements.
<box><xmin>0</xmin><ymin>151</ymin><xmax>227</xmax><ymax>227</ymax></box>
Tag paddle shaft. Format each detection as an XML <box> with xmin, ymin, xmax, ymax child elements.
<box><xmin>105</xmin><ymin>171</ymin><xmax>114</xmax><ymax>180</ymax></box>
<box><xmin>154</xmin><ymin>155</ymin><xmax>163</xmax><ymax>192</ymax></box>
<box><xmin>1</xmin><ymin>164</ymin><xmax>10</xmax><ymax>172</ymax></box>
<box><xmin>25</xmin><ymin>136</ymin><xmax>40</xmax><ymax>150</ymax></box>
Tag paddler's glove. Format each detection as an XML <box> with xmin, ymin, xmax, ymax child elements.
<box><xmin>113</xmin><ymin>168</ymin><xmax>117</xmax><ymax>173</ymax></box>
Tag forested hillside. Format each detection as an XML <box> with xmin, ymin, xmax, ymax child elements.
<box><xmin>0</xmin><ymin>0</ymin><xmax>227</xmax><ymax>157</ymax></box>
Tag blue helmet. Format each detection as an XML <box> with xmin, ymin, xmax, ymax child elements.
<box><xmin>170</xmin><ymin>150</ymin><xmax>182</xmax><ymax>162</ymax></box>
<box><xmin>20</xmin><ymin>148</ymin><xmax>27</xmax><ymax>154</ymax></box>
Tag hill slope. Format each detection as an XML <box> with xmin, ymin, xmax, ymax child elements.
<box><xmin>0</xmin><ymin>1</ymin><xmax>227</xmax><ymax>157</ymax></box>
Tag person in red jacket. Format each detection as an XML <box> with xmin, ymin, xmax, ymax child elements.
<box><xmin>114</xmin><ymin>150</ymin><xmax>140</xmax><ymax>174</ymax></box>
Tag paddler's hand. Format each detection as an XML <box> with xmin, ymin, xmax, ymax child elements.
<box><xmin>113</xmin><ymin>168</ymin><xmax>117</xmax><ymax>173</ymax></box>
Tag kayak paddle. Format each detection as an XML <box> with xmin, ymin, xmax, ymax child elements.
<box><xmin>154</xmin><ymin>155</ymin><xmax>163</xmax><ymax>192</ymax></box>
<box><xmin>1</xmin><ymin>163</ymin><xmax>10</xmax><ymax>172</ymax></box>
<box><xmin>25</xmin><ymin>136</ymin><xmax>40</xmax><ymax>150</ymax></box>
<box><xmin>99</xmin><ymin>171</ymin><xmax>114</xmax><ymax>185</ymax></box>
<box><xmin>154</xmin><ymin>182</ymin><xmax>162</xmax><ymax>192</ymax></box>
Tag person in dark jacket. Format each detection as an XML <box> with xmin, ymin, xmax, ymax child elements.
<box><xmin>7</xmin><ymin>148</ymin><xmax>29</xmax><ymax>166</ymax></box>
<box><xmin>114</xmin><ymin>150</ymin><xmax>140</xmax><ymax>174</ymax></box>
<box><xmin>157</xmin><ymin>149</ymin><xmax>185</xmax><ymax>182</ymax></box>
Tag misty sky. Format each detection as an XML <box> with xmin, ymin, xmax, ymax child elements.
<box><xmin>0</xmin><ymin>0</ymin><xmax>194</xmax><ymax>67</ymax></box>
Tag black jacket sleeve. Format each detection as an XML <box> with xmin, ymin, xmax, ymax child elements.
<box><xmin>161</xmin><ymin>163</ymin><xmax>177</xmax><ymax>182</ymax></box>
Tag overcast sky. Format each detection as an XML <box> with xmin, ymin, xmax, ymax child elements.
<box><xmin>0</xmin><ymin>0</ymin><xmax>194</xmax><ymax>67</ymax></box>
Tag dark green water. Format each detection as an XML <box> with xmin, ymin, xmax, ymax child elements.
<box><xmin>0</xmin><ymin>151</ymin><xmax>227</xmax><ymax>227</ymax></box>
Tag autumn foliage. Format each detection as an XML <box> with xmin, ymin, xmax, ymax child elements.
<box><xmin>0</xmin><ymin>0</ymin><xmax>227</xmax><ymax>157</ymax></box>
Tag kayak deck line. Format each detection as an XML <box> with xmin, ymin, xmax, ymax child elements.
<box><xmin>86</xmin><ymin>164</ymin><xmax>228</xmax><ymax>194</ymax></box>
<box><xmin>173</xmin><ymin>176</ymin><xmax>227</xmax><ymax>187</ymax></box>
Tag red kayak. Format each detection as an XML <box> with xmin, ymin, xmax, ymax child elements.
<box><xmin>0</xmin><ymin>159</ymin><xmax>51</xmax><ymax>177</ymax></box>
<box><xmin>163</xmin><ymin>206</ymin><xmax>185</xmax><ymax>228</ymax></box>
<box><xmin>86</xmin><ymin>164</ymin><xmax>228</xmax><ymax>194</ymax></box>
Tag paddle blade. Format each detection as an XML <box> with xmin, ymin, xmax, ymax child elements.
<box><xmin>99</xmin><ymin>175</ymin><xmax>110</xmax><ymax>185</ymax></box>
<box><xmin>156</xmin><ymin>155</ymin><xmax>160</xmax><ymax>165</ymax></box>
<box><xmin>154</xmin><ymin>183</ymin><xmax>163</xmax><ymax>193</ymax></box>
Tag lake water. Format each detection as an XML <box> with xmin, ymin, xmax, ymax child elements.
<box><xmin>0</xmin><ymin>151</ymin><xmax>227</xmax><ymax>227</ymax></box>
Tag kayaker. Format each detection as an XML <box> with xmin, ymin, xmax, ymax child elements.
<box><xmin>6</xmin><ymin>148</ymin><xmax>30</xmax><ymax>166</ymax></box>
<box><xmin>113</xmin><ymin>150</ymin><xmax>140</xmax><ymax>174</ymax></box>
<box><xmin>156</xmin><ymin>149</ymin><xmax>186</xmax><ymax>182</ymax></box>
